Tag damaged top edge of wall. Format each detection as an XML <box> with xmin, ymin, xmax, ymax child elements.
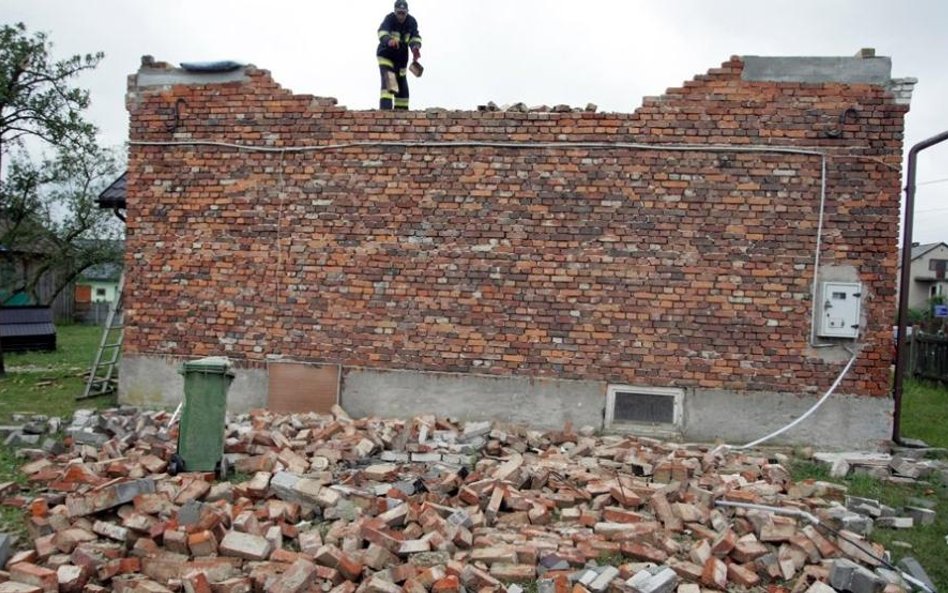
<box><xmin>134</xmin><ymin>56</ymin><xmax>250</xmax><ymax>88</ymax></box>
<box><xmin>130</xmin><ymin>52</ymin><xmax>916</xmax><ymax>109</ymax></box>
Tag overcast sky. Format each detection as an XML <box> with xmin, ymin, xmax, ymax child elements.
<box><xmin>4</xmin><ymin>0</ymin><xmax>947</xmax><ymax>244</ymax></box>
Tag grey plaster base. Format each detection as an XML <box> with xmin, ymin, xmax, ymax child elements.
<box><xmin>119</xmin><ymin>355</ymin><xmax>893</xmax><ymax>449</ymax></box>
<box><xmin>340</xmin><ymin>368</ymin><xmax>605</xmax><ymax>430</ymax></box>
<box><xmin>683</xmin><ymin>389</ymin><xmax>893</xmax><ymax>450</ymax></box>
<box><xmin>119</xmin><ymin>356</ymin><xmax>266</xmax><ymax>413</ymax></box>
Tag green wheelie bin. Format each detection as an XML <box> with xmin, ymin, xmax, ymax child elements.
<box><xmin>169</xmin><ymin>356</ymin><xmax>234</xmax><ymax>479</ymax></box>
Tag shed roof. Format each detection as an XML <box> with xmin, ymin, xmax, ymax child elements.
<box><xmin>97</xmin><ymin>172</ymin><xmax>127</xmax><ymax>210</ymax></box>
<box><xmin>80</xmin><ymin>262</ymin><xmax>123</xmax><ymax>282</ymax></box>
<box><xmin>0</xmin><ymin>306</ymin><xmax>56</xmax><ymax>352</ymax></box>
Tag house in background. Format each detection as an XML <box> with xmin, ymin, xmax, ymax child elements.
<box><xmin>899</xmin><ymin>242</ymin><xmax>948</xmax><ymax>310</ymax></box>
<box><xmin>76</xmin><ymin>262</ymin><xmax>122</xmax><ymax>303</ymax></box>
<box><xmin>74</xmin><ymin>262</ymin><xmax>122</xmax><ymax>324</ymax></box>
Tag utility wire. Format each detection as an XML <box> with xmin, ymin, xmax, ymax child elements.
<box><xmin>917</xmin><ymin>176</ymin><xmax>948</xmax><ymax>186</ymax></box>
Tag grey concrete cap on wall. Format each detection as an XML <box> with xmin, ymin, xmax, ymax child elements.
<box><xmin>135</xmin><ymin>66</ymin><xmax>248</xmax><ymax>88</ymax></box>
<box><xmin>742</xmin><ymin>56</ymin><xmax>892</xmax><ymax>85</ymax></box>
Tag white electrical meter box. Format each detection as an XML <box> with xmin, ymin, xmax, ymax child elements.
<box><xmin>818</xmin><ymin>281</ymin><xmax>862</xmax><ymax>338</ymax></box>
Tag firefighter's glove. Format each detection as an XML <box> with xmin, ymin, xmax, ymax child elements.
<box><xmin>411</xmin><ymin>47</ymin><xmax>421</xmax><ymax>61</ymax></box>
<box><xmin>387</xmin><ymin>38</ymin><xmax>400</xmax><ymax>48</ymax></box>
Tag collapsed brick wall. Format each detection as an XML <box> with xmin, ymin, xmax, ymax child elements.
<box><xmin>125</xmin><ymin>57</ymin><xmax>907</xmax><ymax>397</ymax></box>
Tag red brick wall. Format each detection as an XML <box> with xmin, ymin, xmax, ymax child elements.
<box><xmin>125</xmin><ymin>57</ymin><xmax>906</xmax><ymax>396</ymax></box>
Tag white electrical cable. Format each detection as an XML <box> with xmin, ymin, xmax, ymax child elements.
<box><xmin>809</xmin><ymin>155</ymin><xmax>829</xmax><ymax>346</ymax></box>
<box><xmin>737</xmin><ymin>347</ymin><xmax>859</xmax><ymax>449</ymax></box>
<box><xmin>706</xmin><ymin>346</ymin><xmax>861</xmax><ymax>457</ymax></box>
<box><xmin>167</xmin><ymin>402</ymin><xmax>183</xmax><ymax>429</ymax></box>
<box><xmin>129</xmin><ymin>138</ymin><xmax>827</xmax><ymax>157</ymax></box>
<box><xmin>715</xmin><ymin>499</ymin><xmax>821</xmax><ymax>525</ymax></box>
<box><xmin>903</xmin><ymin>575</ymin><xmax>938</xmax><ymax>593</ymax></box>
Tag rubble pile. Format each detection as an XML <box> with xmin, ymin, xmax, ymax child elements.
<box><xmin>811</xmin><ymin>450</ymin><xmax>948</xmax><ymax>488</ymax></box>
<box><xmin>0</xmin><ymin>407</ymin><xmax>939</xmax><ymax>593</ymax></box>
<box><xmin>475</xmin><ymin>102</ymin><xmax>598</xmax><ymax>114</ymax></box>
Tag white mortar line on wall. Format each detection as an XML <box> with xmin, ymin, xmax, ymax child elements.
<box><xmin>130</xmin><ymin>139</ymin><xmax>889</xmax><ymax>350</ymax></box>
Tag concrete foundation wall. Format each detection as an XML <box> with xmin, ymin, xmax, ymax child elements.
<box><xmin>120</xmin><ymin>356</ymin><xmax>267</xmax><ymax>413</ymax></box>
<box><xmin>120</xmin><ymin>356</ymin><xmax>891</xmax><ymax>449</ymax></box>
<box><xmin>683</xmin><ymin>388</ymin><xmax>892</xmax><ymax>450</ymax></box>
<box><xmin>341</xmin><ymin>368</ymin><xmax>605</xmax><ymax>429</ymax></box>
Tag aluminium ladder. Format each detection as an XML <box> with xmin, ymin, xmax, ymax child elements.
<box><xmin>78</xmin><ymin>273</ymin><xmax>124</xmax><ymax>400</ymax></box>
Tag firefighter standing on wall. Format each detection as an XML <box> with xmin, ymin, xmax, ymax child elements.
<box><xmin>377</xmin><ymin>0</ymin><xmax>422</xmax><ymax>110</ymax></box>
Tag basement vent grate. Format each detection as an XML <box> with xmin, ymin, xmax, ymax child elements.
<box><xmin>613</xmin><ymin>391</ymin><xmax>675</xmax><ymax>424</ymax></box>
<box><xmin>606</xmin><ymin>385</ymin><xmax>683</xmax><ymax>430</ymax></box>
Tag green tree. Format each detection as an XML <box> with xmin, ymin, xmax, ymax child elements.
<box><xmin>2</xmin><ymin>149</ymin><xmax>123</xmax><ymax>303</ymax></box>
<box><xmin>0</xmin><ymin>22</ymin><xmax>120</xmax><ymax>376</ymax></box>
<box><xmin>907</xmin><ymin>295</ymin><xmax>948</xmax><ymax>333</ymax></box>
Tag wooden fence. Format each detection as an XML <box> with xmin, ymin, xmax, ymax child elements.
<box><xmin>909</xmin><ymin>333</ymin><xmax>948</xmax><ymax>383</ymax></box>
<box><xmin>74</xmin><ymin>301</ymin><xmax>112</xmax><ymax>326</ymax></box>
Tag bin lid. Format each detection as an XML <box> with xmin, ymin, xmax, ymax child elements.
<box><xmin>180</xmin><ymin>356</ymin><xmax>234</xmax><ymax>375</ymax></box>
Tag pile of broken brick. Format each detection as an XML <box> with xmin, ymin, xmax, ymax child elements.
<box><xmin>0</xmin><ymin>406</ymin><xmax>940</xmax><ymax>593</ymax></box>
<box><xmin>475</xmin><ymin>102</ymin><xmax>598</xmax><ymax>113</ymax></box>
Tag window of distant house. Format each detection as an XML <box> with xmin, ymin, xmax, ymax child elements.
<box><xmin>929</xmin><ymin>258</ymin><xmax>947</xmax><ymax>279</ymax></box>
<box><xmin>95</xmin><ymin>288</ymin><xmax>107</xmax><ymax>297</ymax></box>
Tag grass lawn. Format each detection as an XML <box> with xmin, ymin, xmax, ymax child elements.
<box><xmin>792</xmin><ymin>458</ymin><xmax>947</xmax><ymax>590</ymax></box>
<box><xmin>899</xmin><ymin>378</ymin><xmax>948</xmax><ymax>447</ymax></box>
<box><xmin>0</xmin><ymin>324</ymin><xmax>115</xmax><ymax>537</ymax></box>
<box><xmin>0</xmin><ymin>324</ymin><xmax>115</xmax><ymax>422</ymax></box>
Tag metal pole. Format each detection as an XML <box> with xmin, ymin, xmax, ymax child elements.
<box><xmin>892</xmin><ymin>129</ymin><xmax>948</xmax><ymax>443</ymax></box>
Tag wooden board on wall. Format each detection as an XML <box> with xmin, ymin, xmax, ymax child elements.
<box><xmin>267</xmin><ymin>362</ymin><xmax>340</xmax><ymax>414</ymax></box>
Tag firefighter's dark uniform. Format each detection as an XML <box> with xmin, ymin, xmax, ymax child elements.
<box><xmin>377</xmin><ymin>12</ymin><xmax>422</xmax><ymax>110</ymax></box>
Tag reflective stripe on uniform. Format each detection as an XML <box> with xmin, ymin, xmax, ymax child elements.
<box><xmin>398</xmin><ymin>68</ymin><xmax>408</xmax><ymax>77</ymax></box>
<box><xmin>394</xmin><ymin>98</ymin><xmax>409</xmax><ymax>107</ymax></box>
<box><xmin>378</xmin><ymin>57</ymin><xmax>395</xmax><ymax>68</ymax></box>
<box><xmin>378</xmin><ymin>30</ymin><xmax>389</xmax><ymax>39</ymax></box>
<box><xmin>381</xmin><ymin>90</ymin><xmax>395</xmax><ymax>99</ymax></box>
<box><xmin>408</xmin><ymin>36</ymin><xmax>422</xmax><ymax>45</ymax></box>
